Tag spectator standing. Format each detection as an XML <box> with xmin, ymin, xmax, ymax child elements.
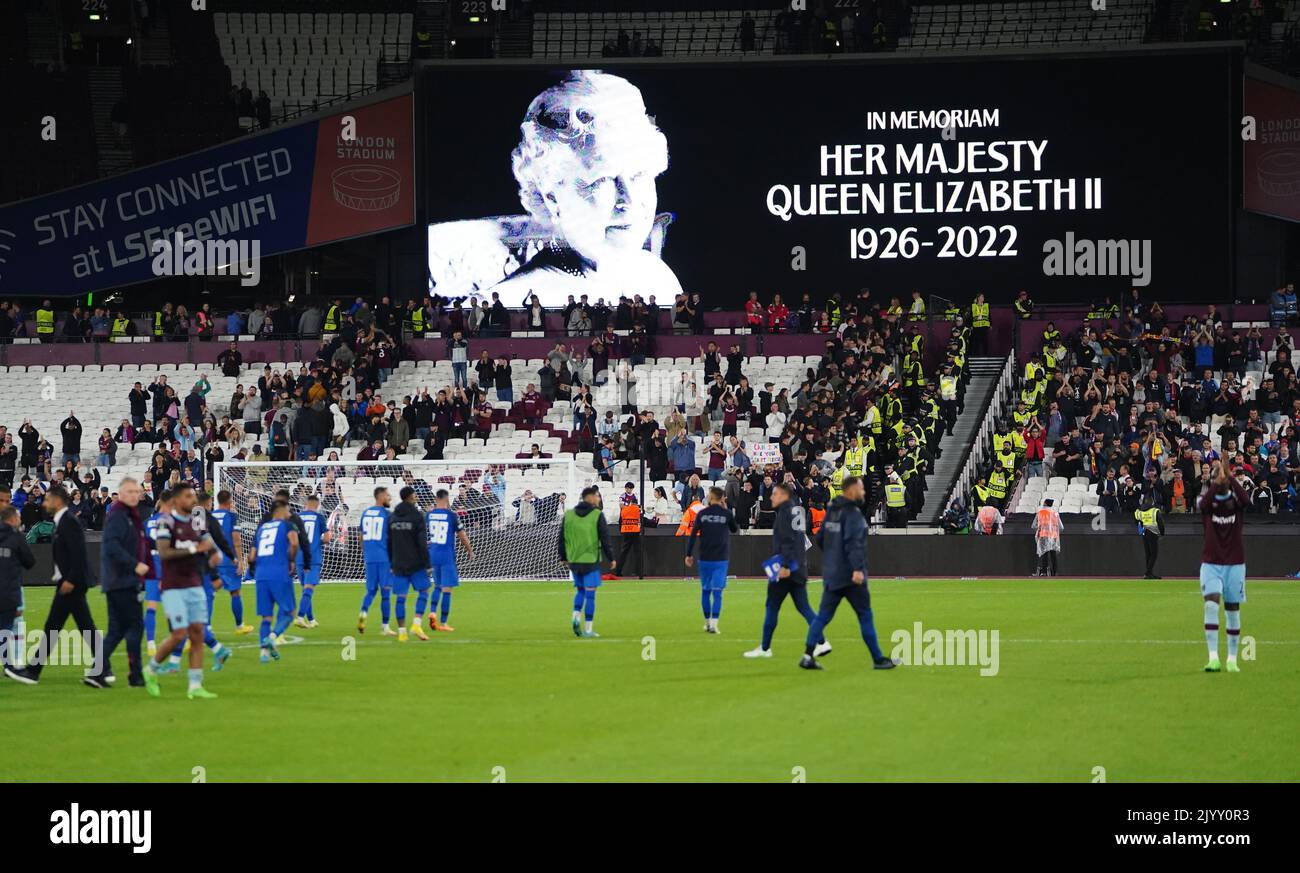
<box><xmin>60</xmin><ymin>411</ymin><xmax>83</xmax><ymax>466</ymax></box>
<box><xmin>448</xmin><ymin>330</ymin><xmax>469</xmax><ymax>388</ymax></box>
<box><xmin>217</xmin><ymin>343</ymin><xmax>243</xmax><ymax>378</ymax></box>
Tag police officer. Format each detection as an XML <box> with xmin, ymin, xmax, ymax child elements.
<box><xmin>970</xmin><ymin>292</ymin><xmax>990</xmax><ymax>356</ymax></box>
<box><xmin>939</xmin><ymin>364</ymin><xmax>959</xmax><ymax>436</ymax></box>
<box><xmin>1134</xmin><ymin>497</ymin><xmax>1166</xmax><ymax>579</ymax></box>
<box><xmin>883</xmin><ymin>468</ymin><xmax>908</xmax><ymax>528</ymax></box>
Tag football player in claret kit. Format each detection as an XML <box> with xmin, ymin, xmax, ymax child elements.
<box><xmin>142</xmin><ymin>484</ymin><xmax>222</xmax><ymax>700</ymax></box>
<box><xmin>1198</xmin><ymin>462</ymin><xmax>1250</xmax><ymax>674</ymax></box>
<box><xmin>426</xmin><ymin>489</ymin><xmax>475</xmax><ymax>633</ymax></box>
<box><xmin>250</xmin><ymin>500</ymin><xmax>299</xmax><ymax>663</ymax></box>
<box><xmin>171</xmin><ymin>491</ymin><xmax>233</xmax><ymax>673</ymax></box>
<box><xmin>357</xmin><ymin>487</ymin><xmax>395</xmax><ymax>636</ymax></box>
<box><xmin>210</xmin><ymin>490</ymin><xmax>253</xmax><ymax>634</ymax></box>
<box><xmin>293</xmin><ymin>495</ymin><xmax>329</xmax><ymax>629</ymax></box>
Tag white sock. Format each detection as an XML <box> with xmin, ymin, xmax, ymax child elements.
<box><xmin>1226</xmin><ymin>608</ymin><xmax>1241</xmax><ymax>659</ymax></box>
<box><xmin>1204</xmin><ymin>600</ymin><xmax>1219</xmax><ymax>657</ymax></box>
<box><xmin>585</xmin><ymin>620</ymin><xmax>593</xmax><ymax>633</ymax></box>
<box><xmin>572</xmin><ymin>610</ymin><xmax>581</xmax><ymax>623</ymax></box>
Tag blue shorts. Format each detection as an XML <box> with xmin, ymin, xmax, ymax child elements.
<box><xmin>699</xmin><ymin>560</ymin><xmax>728</xmax><ymax>590</ymax></box>
<box><xmin>571</xmin><ymin>568</ymin><xmax>602</xmax><ymax>589</ymax></box>
<box><xmin>365</xmin><ymin>563</ymin><xmax>392</xmax><ymax>594</ymax></box>
<box><xmin>216</xmin><ymin>564</ymin><xmax>242</xmax><ymax>592</ymax></box>
<box><xmin>302</xmin><ymin>566</ymin><xmax>322</xmax><ymax>587</ymax></box>
<box><xmin>160</xmin><ymin>587</ymin><xmax>208</xmax><ymax>629</ymax></box>
<box><xmin>144</xmin><ymin>579</ymin><xmax>161</xmax><ymax>602</ymax></box>
<box><xmin>390</xmin><ymin>570</ymin><xmax>432</xmax><ymax>596</ymax></box>
<box><xmin>255</xmin><ymin>578</ymin><xmax>296</xmax><ymax>617</ymax></box>
<box><xmin>1200</xmin><ymin>563</ymin><xmax>1246</xmax><ymax>604</ymax></box>
<box><xmin>432</xmin><ymin>563</ymin><xmax>460</xmax><ymax>589</ymax></box>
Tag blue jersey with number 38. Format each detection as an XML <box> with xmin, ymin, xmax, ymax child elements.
<box><xmin>426</xmin><ymin>508</ymin><xmax>459</xmax><ymax>567</ymax></box>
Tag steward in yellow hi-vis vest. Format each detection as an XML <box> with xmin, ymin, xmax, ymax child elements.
<box><xmin>36</xmin><ymin>303</ymin><xmax>55</xmax><ymax>340</ymax></box>
<box><xmin>1134</xmin><ymin>502</ymin><xmax>1165</xmax><ymax>579</ymax></box>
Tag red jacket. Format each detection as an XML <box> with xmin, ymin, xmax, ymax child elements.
<box><xmin>1023</xmin><ymin>430</ymin><xmax>1045</xmax><ymax>461</ymax></box>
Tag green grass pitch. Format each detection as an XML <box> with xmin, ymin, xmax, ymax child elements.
<box><xmin>5</xmin><ymin>578</ymin><xmax>1298</xmax><ymax>782</ymax></box>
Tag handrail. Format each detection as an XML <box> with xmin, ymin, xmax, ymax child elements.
<box><xmin>938</xmin><ymin>352</ymin><xmax>1014</xmax><ymax>513</ymax></box>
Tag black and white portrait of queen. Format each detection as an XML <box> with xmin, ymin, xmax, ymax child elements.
<box><xmin>426</xmin><ymin>70</ymin><xmax>681</xmax><ymax>307</ymax></box>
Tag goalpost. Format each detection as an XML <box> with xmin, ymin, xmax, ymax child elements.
<box><xmin>213</xmin><ymin>458</ymin><xmax>582</xmax><ymax>582</ymax></box>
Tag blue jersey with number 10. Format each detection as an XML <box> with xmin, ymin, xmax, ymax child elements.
<box><xmin>298</xmin><ymin>510</ymin><xmax>327</xmax><ymax>570</ymax></box>
<box><xmin>426</xmin><ymin>508</ymin><xmax>460</xmax><ymax>567</ymax></box>
<box><xmin>254</xmin><ymin>520</ymin><xmax>293</xmax><ymax>584</ymax></box>
<box><xmin>209</xmin><ymin>508</ymin><xmax>237</xmax><ymax>568</ymax></box>
<box><xmin>360</xmin><ymin>506</ymin><xmax>390</xmax><ymax>566</ymax></box>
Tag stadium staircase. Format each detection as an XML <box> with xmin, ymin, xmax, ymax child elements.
<box><xmin>23</xmin><ymin>8</ymin><xmax>59</xmax><ymax>65</ymax></box>
<box><xmin>87</xmin><ymin>68</ymin><xmax>134</xmax><ymax>178</ymax></box>
<box><xmin>139</xmin><ymin>17</ymin><xmax>174</xmax><ymax>65</ymax></box>
<box><xmin>916</xmin><ymin>355</ymin><xmax>1004</xmax><ymax>524</ymax></box>
<box><xmin>496</xmin><ymin>14</ymin><xmax>535</xmax><ymax>58</ymax></box>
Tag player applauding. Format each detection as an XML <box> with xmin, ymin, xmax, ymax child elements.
<box><xmin>1198</xmin><ymin>462</ymin><xmax>1250</xmax><ymax>674</ymax></box>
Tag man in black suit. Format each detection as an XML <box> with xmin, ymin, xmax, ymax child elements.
<box><xmin>4</xmin><ymin>486</ymin><xmax>100</xmax><ymax>686</ymax></box>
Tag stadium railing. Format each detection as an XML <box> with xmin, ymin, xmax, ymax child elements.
<box><xmin>940</xmin><ymin>352</ymin><xmax>1015</xmax><ymax>512</ymax></box>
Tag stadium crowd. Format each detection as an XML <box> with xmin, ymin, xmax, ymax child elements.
<box><xmin>0</xmin><ymin>286</ymin><xmax>976</xmax><ymax>537</ymax></box>
<box><xmin>8</xmin><ymin>285</ymin><xmax>1298</xmax><ymax>542</ymax></box>
<box><xmin>956</xmin><ymin>293</ymin><xmax>1300</xmax><ymax>530</ymax></box>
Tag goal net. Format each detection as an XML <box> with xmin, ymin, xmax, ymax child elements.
<box><xmin>213</xmin><ymin>458</ymin><xmax>581</xmax><ymax>582</ymax></box>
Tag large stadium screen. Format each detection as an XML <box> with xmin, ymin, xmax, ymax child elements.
<box><xmin>421</xmin><ymin>50</ymin><xmax>1236</xmax><ymax>308</ymax></box>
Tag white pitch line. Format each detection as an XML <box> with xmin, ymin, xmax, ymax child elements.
<box><xmin>225</xmin><ymin>635</ymin><xmax>1300</xmax><ymax>649</ymax></box>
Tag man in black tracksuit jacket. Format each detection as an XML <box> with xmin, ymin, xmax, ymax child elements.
<box><xmin>6</xmin><ymin>487</ymin><xmax>98</xmax><ymax>685</ymax></box>
<box><xmin>744</xmin><ymin>483</ymin><xmax>827</xmax><ymax>658</ymax></box>
<box><xmin>800</xmin><ymin>476</ymin><xmax>895</xmax><ymax>671</ymax></box>
<box><xmin>387</xmin><ymin>486</ymin><xmax>430</xmax><ymax>638</ymax></box>
<box><xmin>0</xmin><ymin>506</ymin><xmax>35</xmax><ymax>671</ymax></box>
